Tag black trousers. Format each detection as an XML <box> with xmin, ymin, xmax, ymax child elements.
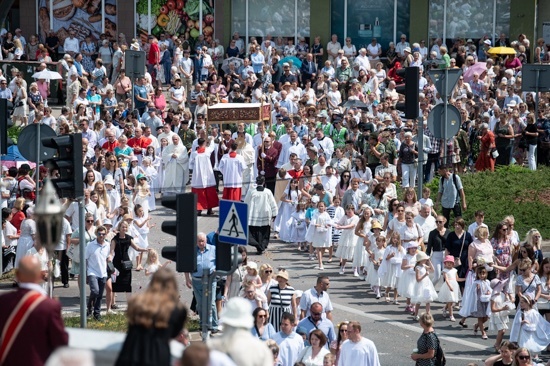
<box><xmin>442</xmin><ymin>203</ymin><xmax>462</xmax><ymax>228</ymax></box>
<box><xmin>249</xmin><ymin>226</ymin><xmax>271</xmax><ymax>252</ymax></box>
<box><xmin>55</xmin><ymin>250</ymin><xmax>69</xmax><ymax>285</ymax></box>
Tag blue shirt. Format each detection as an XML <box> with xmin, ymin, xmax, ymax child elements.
<box><xmin>133</xmin><ymin>84</ymin><xmax>148</xmax><ymax>109</ymax></box>
<box><xmin>296</xmin><ymin>316</ymin><xmax>336</xmax><ymax>348</ymax></box>
<box><xmin>192</xmin><ymin>244</ymin><xmax>216</xmax><ymax>278</ymax></box>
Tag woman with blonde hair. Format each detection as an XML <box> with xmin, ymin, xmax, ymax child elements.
<box><xmin>115</xmin><ymin>267</ymin><xmax>188</xmax><ymax>366</ymax></box>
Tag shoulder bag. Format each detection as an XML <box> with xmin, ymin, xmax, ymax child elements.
<box><xmin>454</xmin><ymin>233</ymin><xmax>466</xmax><ymax>268</ymax></box>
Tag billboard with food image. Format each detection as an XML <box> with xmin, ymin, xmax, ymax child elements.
<box><xmin>38</xmin><ymin>0</ymin><xmax>117</xmax><ymax>46</ymax></box>
<box><xmin>136</xmin><ymin>0</ymin><xmax>214</xmax><ymax>44</ymax></box>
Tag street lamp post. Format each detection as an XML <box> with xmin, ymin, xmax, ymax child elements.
<box><xmin>34</xmin><ymin>179</ymin><xmax>65</xmax><ymax>297</ymax></box>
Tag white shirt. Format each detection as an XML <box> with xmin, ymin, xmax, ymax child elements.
<box><xmin>414</xmin><ymin>215</ymin><xmax>437</xmax><ymax>243</ymax></box>
<box><xmin>85</xmin><ymin>239</ymin><xmax>110</xmax><ymax>278</ymax></box>
<box><xmin>54</xmin><ymin>218</ymin><xmax>73</xmax><ymax>251</ymax></box>
<box><xmin>63</xmin><ymin>37</ymin><xmax>80</xmax><ymax>53</ymax></box>
<box><xmin>339</xmin><ymin>337</ymin><xmax>381</xmax><ymax>366</ymax></box>
<box><xmin>218</xmin><ymin>153</ymin><xmax>247</xmax><ymax>188</ymax></box>
<box><xmin>271</xmin><ymin>332</ymin><xmax>304</xmax><ymax>366</ymax></box>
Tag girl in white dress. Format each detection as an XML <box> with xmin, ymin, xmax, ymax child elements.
<box><xmin>352</xmin><ymin>205</ymin><xmax>373</xmax><ymax>279</ymax></box>
<box><xmin>133</xmin><ymin>204</ymin><xmax>153</xmax><ymax>271</ymax></box>
<box><xmin>488</xmin><ymin>278</ymin><xmax>511</xmax><ymax>352</ymax></box>
<box><xmin>510</xmin><ymin>294</ymin><xmax>550</xmax><ymax>360</ymax></box>
<box><xmin>366</xmin><ymin>232</ymin><xmax>387</xmax><ymax>299</ymax></box>
<box><xmin>142</xmin><ymin>157</ymin><xmax>158</xmax><ymax>211</ymax></box>
<box><xmin>438</xmin><ymin>256</ymin><xmax>462</xmax><ymax>321</ymax></box>
<box><xmin>411</xmin><ymin>251</ymin><xmax>438</xmax><ymax>321</ymax></box>
<box><xmin>398</xmin><ymin>243</ymin><xmax>419</xmax><ymax>314</ymax></box>
<box><xmin>378</xmin><ymin>231</ymin><xmax>405</xmax><ymax>304</ymax></box>
<box><xmin>290</xmin><ymin>201</ymin><xmax>308</xmax><ymax>249</ymax></box>
<box><xmin>276</xmin><ymin>179</ymin><xmax>301</xmax><ymax>243</ymax></box>
<box><xmin>326</xmin><ymin>196</ymin><xmax>344</xmax><ymax>263</ymax></box>
<box><xmin>305</xmin><ymin>196</ymin><xmax>320</xmax><ymax>261</ymax></box>
<box><xmin>311</xmin><ymin>201</ymin><xmax>332</xmax><ymax>270</ymax></box>
<box><xmin>364</xmin><ymin>220</ymin><xmax>383</xmax><ymax>287</ymax></box>
<box><xmin>334</xmin><ymin>204</ymin><xmax>360</xmax><ymax>275</ymax></box>
<box><xmin>144</xmin><ymin>249</ymin><xmax>170</xmax><ymax>278</ymax></box>
<box><xmin>133</xmin><ymin>173</ymin><xmax>151</xmax><ymax>213</ymax></box>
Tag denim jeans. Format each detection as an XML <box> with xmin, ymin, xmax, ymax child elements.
<box><xmin>192</xmin><ymin>277</ymin><xmax>218</xmax><ymax>330</ymax></box>
<box><xmin>87</xmin><ymin>275</ymin><xmax>107</xmax><ymax>316</ymax></box>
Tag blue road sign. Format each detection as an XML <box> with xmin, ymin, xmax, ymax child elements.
<box><xmin>218</xmin><ymin>200</ymin><xmax>248</xmax><ymax>245</ymax></box>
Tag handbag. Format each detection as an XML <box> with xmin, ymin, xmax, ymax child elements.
<box><xmin>491</xmin><ymin>148</ymin><xmax>499</xmax><ymax>159</ymax></box>
<box><xmin>518</xmin><ymin>136</ymin><xmax>528</xmax><ymax>149</ymax></box>
<box><xmin>67</xmin><ymin>244</ymin><xmax>78</xmax><ymax>262</ymax></box>
<box><xmin>454</xmin><ymin>233</ymin><xmax>466</xmax><ymax>268</ymax></box>
<box><xmin>122</xmin><ymin>260</ymin><xmax>133</xmax><ymax>270</ymax></box>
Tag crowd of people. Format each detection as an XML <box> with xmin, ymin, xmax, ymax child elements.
<box><xmin>2</xmin><ymin>26</ymin><xmax>550</xmax><ymax>366</ymax></box>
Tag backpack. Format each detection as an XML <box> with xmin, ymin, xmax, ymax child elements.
<box><xmin>440</xmin><ymin>173</ymin><xmax>459</xmax><ymax>203</ymax></box>
<box><xmin>16</xmin><ymin>176</ymin><xmax>36</xmax><ymax>202</ymax></box>
<box><xmin>433</xmin><ymin>332</ymin><xmax>446</xmax><ymax>366</ymax></box>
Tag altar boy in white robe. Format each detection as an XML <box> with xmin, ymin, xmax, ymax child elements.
<box><xmin>218</xmin><ymin>142</ymin><xmax>248</xmax><ymax>201</ymax></box>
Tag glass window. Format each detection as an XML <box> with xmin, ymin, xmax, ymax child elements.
<box><xmin>332</xmin><ymin>0</ymin><xmax>410</xmax><ymax>52</ymax></box>
<box><xmin>232</xmin><ymin>0</ymin><xmax>310</xmax><ymax>39</ymax></box>
<box><xmin>429</xmin><ymin>0</ymin><xmax>510</xmax><ymax>42</ymax></box>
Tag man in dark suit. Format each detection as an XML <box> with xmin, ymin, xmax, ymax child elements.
<box><xmin>300</xmin><ymin>53</ymin><xmax>317</xmax><ymax>87</ymax></box>
<box><xmin>257</xmin><ymin>135</ymin><xmax>281</xmax><ymax>194</ymax></box>
<box><xmin>0</xmin><ymin>256</ymin><xmax>68</xmax><ymax>365</ymax></box>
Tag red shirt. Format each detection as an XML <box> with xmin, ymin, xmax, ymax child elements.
<box><xmin>148</xmin><ymin>43</ymin><xmax>160</xmax><ymax>65</ymax></box>
<box><xmin>102</xmin><ymin>140</ymin><xmax>120</xmax><ymax>152</ymax></box>
<box><xmin>128</xmin><ymin>136</ymin><xmax>152</xmax><ymax>155</ymax></box>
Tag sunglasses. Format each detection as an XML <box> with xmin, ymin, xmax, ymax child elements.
<box><xmin>340</xmin><ymin>329</ymin><xmax>348</xmax><ymax>332</ymax></box>
<box><xmin>436</xmin><ymin>220</ymin><xmax>444</xmax><ymax>223</ymax></box>
<box><xmin>264</xmin><ymin>270</ymin><xmax>272</xmax><ymax>273</ymax></box>
<box><xmin>311</xmin><ymin>312</ymin><xmax>322</xmax><ymax>316</ymax></box>
<box><xmin>86</xmin><ymin>220</ymin><xmax>94</xmax><ymax>223</ymax></box>
<box><xmin>518</xmin><ymin>355</ymin><xmax>530</xmax><ymax>360</ymax></box>
<box><xmin>257</xmin><ymin>314</ymin><xmax>267</xmax><ymax>318</ymax></box>
<box><xmin>97</xmin><ymin>232</ymin><xmax>106</xmax><ymax>236</ymax></box>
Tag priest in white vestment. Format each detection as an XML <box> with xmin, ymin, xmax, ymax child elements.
<box><xmin>189</xmin><ymin>137</ymin><xmax>219</xmax><ymax>215</ymax></box>
<box><xmin>161</xmin><ymin>135</ymin><xmax>188</xmax><ymax>196</ymax></box>
<box><xmin>236</xmin><ymin>135</ymin><xmax>256</xmax><ymax>199</ymax></box>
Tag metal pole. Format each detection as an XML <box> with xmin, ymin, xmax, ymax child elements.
<box><xmin>201</xmin><ymin>268</ymin><xmax>210</xmax><ymax>340</ymax></box>
<box><xmin>443</xmin><ymin>68</ymin><xmax>449</xmax><ymax>164</ymax></box>
<box><xmin>343</xmin><ymin>0</ymin><xmax>347</xmax><ymax>42</ymax></box>
<box><xmin>199</xmin><ymin>1</ymin><xmax>203</xmax><ymax>36</ymax></box>
<box><xmin>417</xmin><ymin>116</ymin><xmax>424</xmax><ymax>198</ymax></box>
<box><xmin>78</xmin><ymin>199</ymin><xmax>87</xmax><ymax>328</ymax></box>
<box><xmin>442</xmin><ymin>0</ymin><xmax>447</xmax><ymax>46</ymax></box>
<box><xmin>35</xmin><ymin>125</ymin><xmax>41</xmax><ymax>204</ymax></box>
<box><xmin>534</xmin><ymin>70</ymin><xmax>540</xmax><ymax>126</ymax></box>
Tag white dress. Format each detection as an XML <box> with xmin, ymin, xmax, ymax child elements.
<box><xmin>438</xmin><ymin>268</ymin><xmax>461</xmax><ymax>303</ymax></box>
<box><xmin>305</xmin><ymin>208</ymin><xmax>319</xmax><ymax>243</ymax></box>
<box><xmin>14</xmin><ymin>219</ymin><xmax>36</xmax><ymax>268</ymax></box>
<box><xmin>311</xmin><ymin>212</ymin><xmax>332</xmax><ymax>248</ymax></box>
<box><xmin>366</xmin><ymin>246</ymin><xmax>385</xmax><ymax>287</ymax></box>
<box><xmin>352</xmin><ymin>219</ymin><xmax>371</xmax><ymax>268</ymax></box>
<box><xmin>133</xmin><ymin>215</ymin><xmax>150</xmax><ymax>249</ymax></box>
<box><xmin>144</xmin><ymin>165</ymin><xmax>158</xmax><ymax>211</ymax></box>
<box><xmin>276</xmin><ymin>190</ymin><xmax>300</xmax><ymax>242</ymax></box>
<box><xmin>488</xmin><ymin>292</ymin><xmax>510</xmax><ymax>331</ymax></box>
<box><xmin>289</xmin><ymin>210</ymin><xmax>307</xmax><ymax>243</ymax></box>
<box><xmin>378</xmin><ymin>245</ymin><xmax>404</xmax><ymax>288</ymax></box>
<box><xmin>397</xmin><ymin>253</ymin><xmax>417</xmax><ymax>298</ymax></box>
<box><xmin>335</xmin><ymin>215</ymin><xmax>360</xmax><ymax>260</ymax></box>
<box><xmin>509</xmin><ymin>308</ymin><xmax>550</xmax><ymax>353</ymax></box>
<box><xmin>411</xmin><ymin>265</ymin><xmax>438</xmax><ymax>304</ymax></box>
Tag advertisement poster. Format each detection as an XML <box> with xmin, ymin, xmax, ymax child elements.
<box><xmin>135</xmin><ymin>0</ymin><xmax>214</xmax><ymax>43</ymax></box>
<box><xmin>38</xmin><ymin>0</ymin><xmax>117</xmax><ymax>45</ymax></box>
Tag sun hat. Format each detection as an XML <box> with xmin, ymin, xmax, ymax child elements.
<box><xmin>246</xmin><ymin>262</ymin><xmax>258</xmax><ymax>271</ymax></box>
<box><xmin>403</xmin><ymin>47</ymin><xmax>411</xmax><ymax>53</ymax></box>
<box><xmin>416</xmin><ymin>251</ymin><xmax>430</xmax><ymax>262</ymax></box>
<box><xmin>275</xmin><ymin>270</ymin><xmax>289</xmax><ymax>281</ymax></box>
<box><xmin>484</xmin><ymin>39</ymin><xmax>491</xmax><ymax>46</ymax></box>
<box><xmin>444</xmin><ymin>255</ymin><xmax>455</xmax><ymax>264</ymax></box>
<box><xmin>220</xmin><ymin>297</ymin><xmax>253</xmax><ymax>329</ymax></box>
<box><xmin>104</xmin><ymin>175</ymin><xmax>115</xmax><ymax>186</ymax></box>
<box><xmin>136</xmin><ymin>173</ymin><xmax>146</xmax><ymax>180</ymax></box>
<box><xmin>102</xmin><ymin>218</ymin><xmax>113</xmax><ymax>226</ymax></box>
<box><xmin>405</xmin><ymin>242</ymin><xmax>419</xmax><ymax>249</ymax></box>
<box><xmin>490</xmin><ymin>278</ymin><xmax>506</xmax><ymax>293</ymax></box>
<box><xmin>371</xmin><ymin>221</ymin><xmax>383</xmax><ymax>232</ymax></box>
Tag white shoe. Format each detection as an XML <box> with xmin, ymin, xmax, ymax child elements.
<box><xmin>353</xmin><ymin>269</ymin><xmax>359</xmax><ymax>277</ymax></box>
<box><xmin>358</xmin><ymin>274</ymin><xmax>365</xmax><ymax>280</ymax></box>
<box><xmin>106</xmin><ymin>309</ymin><xmax>114</xmax><ymax>315</ymax></box>
<box><xmin>315</xmin><ymin>266</ymin><xmax>325</xmax><ymax>270</ymax></box>
<box><xmin>339</xmin><ymin>268</ymin><xmax>345</xmax><ymax>275</ymax></box>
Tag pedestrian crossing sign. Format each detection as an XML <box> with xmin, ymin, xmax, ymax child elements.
<box><xmin>218</xmin><ymin>200</ymin><xmax>248</xmax><ymax>245</ymax></box>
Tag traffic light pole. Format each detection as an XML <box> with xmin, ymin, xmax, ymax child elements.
<box><xmin>443</xmin><ymin>67</ymin><xmax>449</xmax><ymax>164</ymax></box>
<box><xmin>78</xmin><ymin>199</ymin><xmax>87</xmax><ymax>328</ymax></box>
<box><xmin>35</xmin><ymin>121</ymin><xmax>41</xmax><ymax>204</ymax></box>
<box><xmin>416</xmin><ymin>116</ymin><xmax>424</xmax><ymax>200</ymax></box>
<box><xmin>201</xmin><ymin>245</ymin><xmax>239</xmax><ymax>341</ymax></box>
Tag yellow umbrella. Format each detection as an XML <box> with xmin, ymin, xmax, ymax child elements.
<box><xmin>487</xmin><ymin>47</ymin><xmax>517</xmax><ymax>56</ymax></box>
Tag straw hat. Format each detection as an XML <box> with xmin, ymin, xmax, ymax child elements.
<box><xmin>275</xmin><ymin>270</ymin><xmax>289</xmax><ymax>281</ymax></box>
<box><xmin>416</xmin><ymin>251</ymin><xmax>430</xmax><ymax>262</ymax></box>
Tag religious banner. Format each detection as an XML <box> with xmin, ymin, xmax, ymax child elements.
<box><xmin>38</xmin><ymin>0</ymin><xmax>118</xmax><ymax>45</ymax></box>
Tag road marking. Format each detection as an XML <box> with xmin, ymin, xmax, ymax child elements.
<box><xmin>332</xmin><ymin>302</ymin><xmax>489</xmax><ymax>351</ymax></box>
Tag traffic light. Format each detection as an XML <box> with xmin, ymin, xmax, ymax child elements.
<box><xmin>161</xmin><ymin>193</ymin><xmax>197</xmax><ymax>273</ymax></box>
<box><xmin>41</xmin><ymin>133</ymin><xmax>84</xmax><ymax>199</ymax></box>
<box><xmin>395</xmin><ymin>67</ymin><xmax>420</xmax><ymax>120</ymax></box>
<box><xmin>0</xmin><ymin>99</ymin><xmax>13</xmax><ymax>155</ymax></box>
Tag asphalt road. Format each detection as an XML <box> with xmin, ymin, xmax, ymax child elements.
<box><xmin>47</xmin><ymin>199</ymin><xmax>522</xmax><ymax>366</ymax></box>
